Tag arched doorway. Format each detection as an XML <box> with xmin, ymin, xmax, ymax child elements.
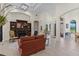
<box><xmin>70</xmin><ymin>20</ymin><xmax>76</xmax><ymax>33</ymax></box>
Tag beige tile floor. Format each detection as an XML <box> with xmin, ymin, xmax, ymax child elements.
<box><xmin>0</xmin><ymin>41</ymin><xmax>19</xmax><ymax>56</ymax></box>
<box><xmin>0</xmin><ymin>34</ymin><xmax>79</xmax><ymax>56</ymax></box>
<box><xmin>32</xmin><ymin>34</ymin><xmax>79</xmax><ymax>56</ymax></box>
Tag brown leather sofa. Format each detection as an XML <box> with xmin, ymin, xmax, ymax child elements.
<box><xmin>18</xmin><ymin>35</ymin><xmax>46</xmax><ymax>56</ymax></box>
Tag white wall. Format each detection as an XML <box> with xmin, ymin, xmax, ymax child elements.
<box><xmin>37</xmin><ymin>4</ymin><xmax>60</xmax><ymax>38</ymax></box>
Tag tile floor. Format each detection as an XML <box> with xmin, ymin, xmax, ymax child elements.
<box><xmin>33</xmin><ymin>34</ymin><xmax>79</xmax><ymax>56</ymax></box>
<box><xmin>0</xmin><ymin>34</ymin><xmax>79</xmax><ymax>56</ymax></box>
<box><xmin>0</xmin><ymin>41</ymin><xmax>19</xmax><ymax>56</ymax></box>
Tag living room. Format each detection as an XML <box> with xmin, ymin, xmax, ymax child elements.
<box><xmin>0</xmin><ymin>3</ymin><xmax>56</xmax><ymax>56</ymax></box>
<box><xmin>1</xmin><ymin>3</ymin><xmax>79</xmax><ymax>56</ymax></box>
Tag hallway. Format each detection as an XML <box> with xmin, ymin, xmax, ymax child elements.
<box><xmin>32</xmin><ymin>34</ymin><xmax>79</xmax><ymax>56</ymax></box>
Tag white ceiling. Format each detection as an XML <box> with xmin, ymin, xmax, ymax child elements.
<box><xmin>3</xmin><ymin>3</ymin><xmax>79</xmax><ymax>16</ymax></box>
<box><xmin>2</xmin><ymin>3</ymin><xmax>42</xmax><ymax>12</ymax></box>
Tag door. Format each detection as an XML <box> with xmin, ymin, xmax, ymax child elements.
<box><xmin>0</xmin><ymin>26</ymin><xmax>2</xmax><ymax>42</ymax></box>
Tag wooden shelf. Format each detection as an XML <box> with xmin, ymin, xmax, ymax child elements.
<box><xmin>10</xmin><ymin>20</ymin><xmax>31</xmax><ymax>38</ymax></box>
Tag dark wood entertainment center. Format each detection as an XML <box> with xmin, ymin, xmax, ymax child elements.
<box><xmin>10</xmin><ymin>20</ymin><xmax>31</xmax><ymax>38</ymax></box>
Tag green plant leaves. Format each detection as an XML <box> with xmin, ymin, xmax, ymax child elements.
<box><xmin>0</xmin><ymin>15</ymin><xmax>6</xmax><ymax>26</ymax></box>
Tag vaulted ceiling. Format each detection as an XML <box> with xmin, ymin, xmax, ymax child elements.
<box><xmin>2</xmin><ymin>3</ymin><xmax>79</xmax><ymax>17</ymax></box>
<box><xmin>1</xmin><ymin>3</ymin><xmax>42</xmax><ymax>13</ymax></box>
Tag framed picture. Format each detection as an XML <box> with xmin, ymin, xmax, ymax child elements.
<box><xmin>17</xmin><ymin>23</ymin><xmax>21</xmax><ymax>28</ymax></box>
<box><xmin>66</xmin><ymin>24</ymin><xmax>68</xmax><ymax>28</ymax></box>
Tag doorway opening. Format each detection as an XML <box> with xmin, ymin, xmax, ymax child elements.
<box><xmin>34</xmin><ymin>21</ymin><xmax>39</xmax><ymax>35</ymax></box>
<box><xmin>70</xmin><ymin>20</ymin><xmax>76</xmax><ymax>33</ymax></box>
<box><xmin>0</xmin><ymin>26</ymin><xmax>3</xmax><ymax>42</ymax></box>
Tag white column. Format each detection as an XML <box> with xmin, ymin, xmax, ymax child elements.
<box><xmin>3</xmin><ymin>21</ymin><xmax>10</xmax><ymax>42</ymax></box>
<box><xmin>56</xmin><ymin>19</ymin><xmax>60</xmax><ymax>40</ymax></box>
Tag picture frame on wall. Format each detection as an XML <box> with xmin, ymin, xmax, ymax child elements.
<box><xmin>66</xmin><ymin>24</ymin><xmax>68</xmax><ymax>29</ymax></box>
<box><xmin>17</xmin><ymin>23</ymin><xmax>21</xmax><ymax>28</ymax></box>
